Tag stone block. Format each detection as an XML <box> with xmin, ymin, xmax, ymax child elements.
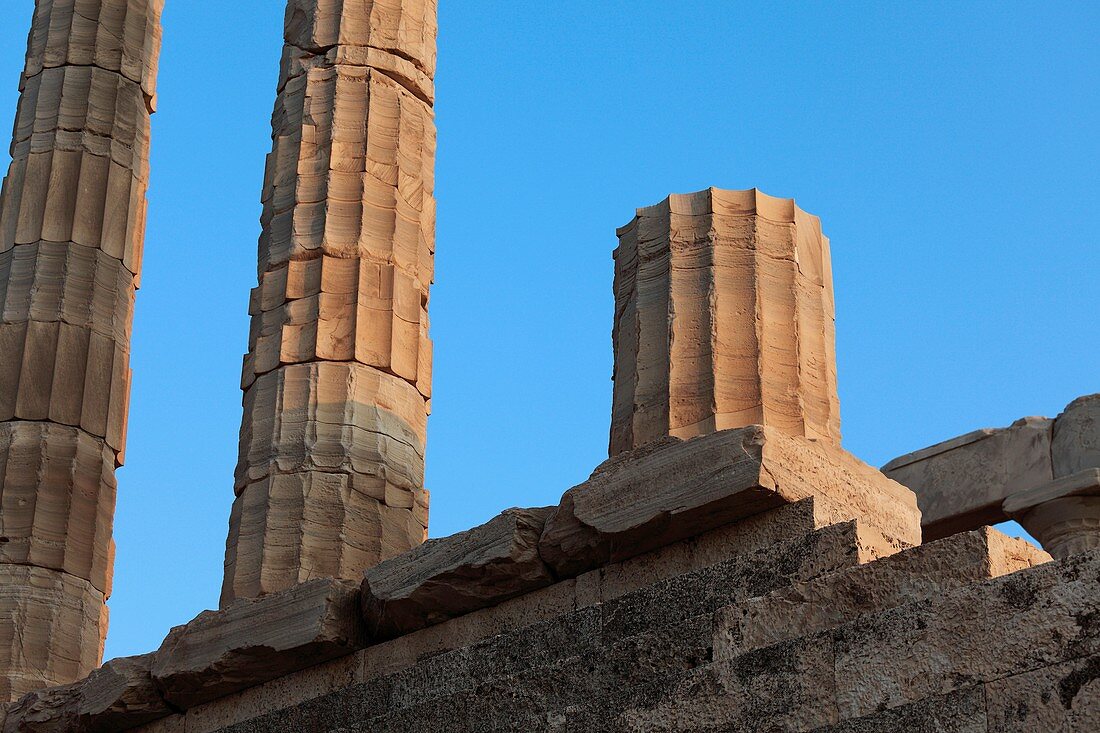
<box><xmin>235</xmin><ymin>362</ymin><xmax>427</xmax><ymax>492</ymax></box>
<box><xmin>0</xmin><ymin>242</ymin><xmax>135</xmax><ymax>344</ymax></box>
<box><xmin>1052</xmin><ymin>394</ymin><xmax>1100</xmax><ymax>478</ymax></box>
<box><xmin>0</xmin><ymin>566</ymin><xmax>105</xmax><ymax>704</ymax></box>
<box><xmin>257</xmin><ymin>67</ymin><xmax>435</xmax><ymax>283</ymax></box>
<box><xmin>716</xmin><ymin>527</ymin><xmax>1049</xmax><ymax>660</ymax></box>
<box><xmin>181</xmin><ymin>653</ymin><xmax>358</xmax><ymax>733</ymax></box>
<box><xmin>814</xmin><ymin>687</ymin><xmax>987</xmax><ymax>732</ymax></box>
<box><xmin>282</xmin><ymin>0</ymin><xmax>438</xmax><ymax>76</ymax></box>
<box><xmin>602</xmin><ymin>520</ymin><xmax>890</xmax><ymax>646</ymax></box>
<box><xmin>221</xmin><ymin>472</ymin><xmax>428</xmax><ymax>607</ymax></box>
<box><xmin>0</xmin><ymin>422</ymin><xmax>116</xmax><ymax>593</ymax></box>
<box><xmin>832</xmin><ymin>548</ymin><xmax>1100</xmax><ymax>718</ymax></box>
<box><xmin>539</xmin><ymin>426</ymin><xmax>919</xmax><ymax>578</ymax></box>
<box><xmin>151</xmin><ymin>579</ymin><xmax>363</xmax><ymax>710</ymax></box>
<box><xmin>362</xmin><ymin>507</ymin><xmax>554</xmax><ymax>638</ymax></box>
<box><xmin>11</xmin><ymin>65</ymin><xmax>151</xmax><ymax>176</ymax></box>
<box><xmin>0</xmin><ymin>320</ymin><xmax>131</xmax><ymax>454</ymax></box>
<box><xmin>243</xmin><ymin>258</ymin><xmax>431</xmax><ymax>398</ymax></box>
<box><xmin>883</xmin><ymin>417</ymin><xmax>1053</xmax><ymax>541</ymax></box>
<box><xmin>22</xmin><ymin>0</ymin><xmax>164</xmax><ymax>100</ymax></box>
<box><xmin>2</xmin><ymin>151</ymin><xmax>149</xmax><ymax>276</ymax></box>
<box><xmin>615</xmin><ymin>634</ymin><xmax>839</xmax><ymax>732</ymax></box>
<box><xmin>3</xmin><ymin>654</ymin><xmax>170</xmax><ymax>732</ymax></box>
<box><xmin>986</xmin><ymin>655</ymin><xmax>1100</xmax><ymax>731</ymax></box>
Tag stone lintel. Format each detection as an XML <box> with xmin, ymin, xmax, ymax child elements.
<box><xmin>882</xmin><ymin>416</ymin><xmax>1054</xmax><ymax>540</ymax></box>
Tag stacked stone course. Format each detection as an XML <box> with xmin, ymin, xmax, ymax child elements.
<box><xmin>0</xmin><ymin>0</ymin><xmax>162</xmax><ymax>703</ymax></box>
<box><xmin>221</xmin><ymin>0</ymin><xmax>438</xmax><ymax>606</ymax></box>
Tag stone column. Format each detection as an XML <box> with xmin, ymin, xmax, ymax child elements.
<box><xmin>1006</xmin><ymin>395</ymin><xmax>1100</xmax><ymax>558</ymax></box>
<box><xmin>221</xmin><ymin>0</ymin><xmax>437</xmax><ymax>606</ymax></box>
<box><xmin>0</xmin><ymin>0</ymin><xmax>162</xmax><ymax>701</ymax></box>
<box><xmin>610</xmin><ymin>188</ymin><xmax>841</xmax><ymax>456</ymax></box>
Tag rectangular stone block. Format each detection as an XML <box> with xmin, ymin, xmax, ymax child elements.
<box><xmin>12</xmin><ymin>65</ymin><xmax>151</xmax><ymax>176</ymax></box>
<box><xmin>539</xmin><ymin>426</ymin><xmax>919</xmax><ymax>579</ymax></box>
<box><xmin>362</xmin><ymin>507</ymin><xmax>554</xmax><ymax>639</ymax></box>
<box><xmin>3</xmin><ymin>654</ymin><xmax>171</xmax><ymax>733</ymax></box>
<box><xmin>883</xmin><ymin>417</ymin><xmax>1053</xmax><ymax>540</ymax></box>
<box><xmin>151</xmin><ymin>579</ymin><xmax>364</xmax><ymax>710</ymax></box>
<box><xmin>615</xmin><ymin>634</ymin><xmax>839</xmax><ymax>732</ymax></box>
<box><xmin>814</xmin><ymin>687</ymin><xmax>987</xmax><ymax>732</ymax></box>
<box><xmin>986</xmin><ymin>655</ymin><xmax>1100</xmax><ymax>731</ymax></box>
<box><xmin>601</xmin><ymin>519</ymin><xmax>890</xmax><ymax>646</ymax></box>
<box><xmin>715</xmin><ymin>527</ymin><xmax>1050</xmax><ymax>660</ymax></box>
<box><xmin>832</xmin><ymin>548</ymin><xmax>1100</xmax><ymax>718</ymax></box>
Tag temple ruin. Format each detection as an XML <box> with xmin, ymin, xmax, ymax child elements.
<box><xmin>0</xmin><ymin>1</ymin><xmax>1097</xmax><ymax>731</ymax></box>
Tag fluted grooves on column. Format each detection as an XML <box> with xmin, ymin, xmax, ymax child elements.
<box><xmin>0</xmin><ymin>0</ymin><xmax>162</xmax><ymax>702</ymax></box>
<box><xmin>611</xmin><ymin>188</ymin><xmax>841</xmax><ymax>457</ymax></box>
<box><xmin>222</xmin><ymin>0</ymin><xmax>438</xmax><ymax>606</ymax></box>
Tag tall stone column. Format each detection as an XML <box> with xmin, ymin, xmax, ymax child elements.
<box><xmin>221</xmin><ymin>0</ymin><xmax>437</xmax><ymax>606</ymax></box>
<box><xmin>0</xmin><ymin>0</ymin><xmax>163</xmax><ymax>701</ymax></box>
<box><xmin>611</xmin><ymin>188</ymin><xmax>841</xmax><ymax>456</ymax></box>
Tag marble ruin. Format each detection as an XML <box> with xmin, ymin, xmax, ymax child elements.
<box><xmin>0</xmin><ymin>0</ymin><xmax>1098</xmax><ymax>730</ymax></box>
<box><xmin>0</xmin><ymin>0</ymin><xmax>162</xmax><ymax>703</ymax></box>
<box><xmin>611</xmin><ymin>189</ymin><xmax>840</xmax><ymax>456</ymax></box>
<box><xmin>222</xmin><ymin>0</ymin><xmax>437</xmax><ymax>606</ymax></box>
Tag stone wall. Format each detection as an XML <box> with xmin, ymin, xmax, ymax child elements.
<box><xmin>5</xmin><ymin>428</ymin><xmax>1096</xmax><ymax>732</ymax></box>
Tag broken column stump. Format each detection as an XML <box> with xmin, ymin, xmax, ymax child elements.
<box><xmin>221</xmin><ymin>0</ymin><xmax>438</xmax><ymax>606</ymax></box>
<box><xmin>610</xmin><ymin>188</ymin><xmax>841</xmax><ymax>456</ymax></box>
<box><xmin>0</xmin><ymin>0</ymin><xmax>163</xmax><ymax>702</ymax></box>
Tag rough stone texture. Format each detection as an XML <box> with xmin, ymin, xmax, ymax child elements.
<box><xmin>617</xmin><ymin>634</ymin><xmax>841</xmax><ymax>731</ymax></box>
<box><xmin>986</xmin><ymin>654</ymin><xmax>1100</xmax><ymax>731</ymax></box>
<box><xmin>61</xmin><ymin>521</ymin><xmax>1090</xmax><ymax>732</ymax></box>
<box><xmin>3</xmin><ymin>654</ymin><xmax>169</xmax><ymax>733</ymax></box>
<box><xmin>362</xmin><ymin>507</ymin><xmax>554</xmax><ymax>638</ymax></box>
<box><xmin>151</xmin><ymin>579</ymin><xmax>363</xmax><ymax>710</ymax></box>
<box><xmin>809</xmin><ymin>687</ymin><xmax>987</xmax><ymax>732</ymax></box>
<box><xmin>0</xmin><ymin>566</ymin><xmax>106</xmax><ymax>704</ymax></box>
<box><xmin>539</xmin><ymin>426</ymin><xmax>920</xmax><ymax>578</ymax></box>
<box><xmin>1052</xmin><ymin>394</ymin><xmax>1100</xmax><ymax>478</ymax></box>
<box><xmin>223</xmin><ymin>0</ymin><xmax>438</xmax><ymax>605</ymax></box>
<box><xmin>715</xmin><ymin>527</ymin><xmax>1050</xmax><ymax>660</ymax></box>
<box><xmin>831</xmin><ymin>548</ymin><xmax>1100</xmax><ymax>718</ymax></box>
<box><xmin>0</xmin><ymin>0</ymin><xmax>162</xmax><ymax>700</ymax></box>
<box><xmin>610</xmin><ymin>188</ymin><xmax>841</xmax><ymax>456</ymax></box>
<box><xmin>883</xmin><ymin>416</ymin><xmax>1054</xmax><ymax>541</ymax></box>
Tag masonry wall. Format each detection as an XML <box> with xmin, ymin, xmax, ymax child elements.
<box><xmin>130</xmin><ymin>504</ymin><xmax>1095</xmax><ymax>732</ymax></box>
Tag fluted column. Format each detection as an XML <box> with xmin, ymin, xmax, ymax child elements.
<box><xmin>610</xmin><ymin>188</ymin><xmax>841</xmax><ymax>457</ymax></box>
<box><xmin>221</xmin><ymin>0</ymin><xmax>437</xmax><ymax>606</ymax></box>
<box><xmin>0</xmin><ymin>0</ymin><xmax>162</xmax><ymax>701</ymax></box>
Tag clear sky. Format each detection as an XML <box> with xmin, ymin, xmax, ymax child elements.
<box><xmin>1</xmin><ymin>1</ymin><xmax>1097</xmax><ymax>660</ymax></box>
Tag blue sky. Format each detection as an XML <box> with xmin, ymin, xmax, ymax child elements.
<box><xmin>1</xmin><ymin>1</ymin><xmax>1097</xmax><ymax>660</ymax></box>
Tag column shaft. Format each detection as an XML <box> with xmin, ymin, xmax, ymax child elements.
<box><xmin>221</xmin><ymin>0</ymin><xmax>437</xmax><ymax>606</ymax></box>
<box><xmin>0</xmin><ymin>0</ymin><xmax>162</xmax><ymax>701</ymax></box>
<box><xmin>611</xmin><ymin>188</ymin><xmax>841</xmax><ymax>456</ymax></box>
